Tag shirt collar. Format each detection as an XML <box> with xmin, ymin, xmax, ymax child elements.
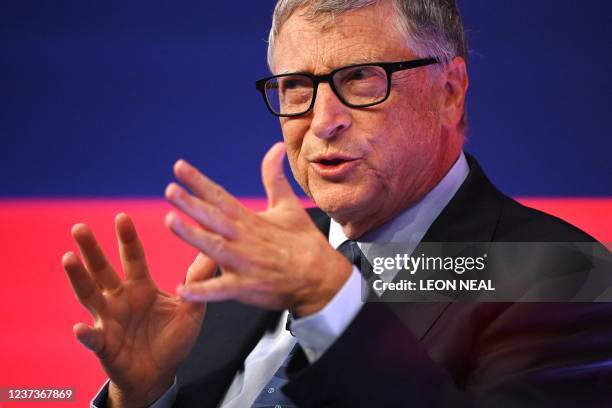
<box><xmin>329</xmin><ymin>151</ymin><xmax>469</xmax><ymax>249</ymax></box>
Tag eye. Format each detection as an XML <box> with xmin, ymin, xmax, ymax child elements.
<box><xmin>336</xmin><ymin>66</ymin><xmax>386</xmax><ymax>85</ymax></box>
<box><xmin>346</xmin><ymin>68</ymin><xmax>375</xmax><ymax>81</ymax></box>
<box><xmin>279</xmin><ymin>76</ymin><xmax>311</xmax><ymax>91</ymax></box>
<box><xmin>284</xmin><ymin>79</ymin><xmax>300</xmax><ymax>89</ymax></box>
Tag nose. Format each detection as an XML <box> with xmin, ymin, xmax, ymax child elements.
<box><xmin>309</xmin><ymin>83</ymin><xmax>351</xmax><ymax>140</ymax></box>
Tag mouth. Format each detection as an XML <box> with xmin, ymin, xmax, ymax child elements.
<box><xmin>317</xmin><ymin>157</ymin><xmax>353</xmax><ymax>166</ymax></box>
<box><xmin>310</xmin><ymin>155</ymin><xmax>359</xmax><ymax>180</ymax></box>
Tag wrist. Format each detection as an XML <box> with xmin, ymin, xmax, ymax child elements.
<box><xmin>293</xmin><ymin>253</ymin><xmax>353</xmax><ymax>317</ymax></box>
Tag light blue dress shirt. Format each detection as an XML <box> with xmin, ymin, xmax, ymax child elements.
<box><xmin>92</xmin><ymin>152</ymin><xmax>469</xmax><ymax>408</ymax></box>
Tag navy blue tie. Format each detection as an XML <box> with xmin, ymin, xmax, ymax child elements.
<box><xmin>251</xmin><ymin>240</ymin><xmax>365</xmax><ymax>407</ymax></box>
<box><xmin>336</xmin><ymin>240</ymin><xmax>373</xmax><ymax>279</ymax></box>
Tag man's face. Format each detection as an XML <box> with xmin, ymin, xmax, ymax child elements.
<box><xmin>271</xmin><ymin>2</ymin><xmax>460</xmax><ymax>237</ymax></box>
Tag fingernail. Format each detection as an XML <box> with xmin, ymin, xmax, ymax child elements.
<box><xmin>62</xmin><ymin>252</ymin><xmax>74</xmax><ymax>262</ymax></box>
<box><xmin>176</xmin><ymin>159</ymin><xmax>190</xmax><ymax>170</ymax></box>
<box><xmin>165</xmin><ymin>212</ymin><xmax>179</xmax><ymax>228</ymax></box>
<box><xmin>166</xmin><ymin>183</ymin><xmax>181</xmax><ymax>201</ymax></box>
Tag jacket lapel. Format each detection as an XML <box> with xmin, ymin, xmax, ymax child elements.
<box><xmin>394</xmin><ymin>154</ymin><xmax>504</xmax><ymax>339</ymax></box>
<box><xmin>422</xmin><ymin>153</ymin><xmax>502</xmax><ymax>243</ymax></box>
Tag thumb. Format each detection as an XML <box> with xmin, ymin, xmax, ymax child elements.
<box><xmin>261</xmin><ymin>142</ymin><xmax>299</xmax><ymax>209</ymax></box>
<box><xmin>73</xmin><ymin>322</ymin><xmax>105</xmax><ymax>354</ymax></box>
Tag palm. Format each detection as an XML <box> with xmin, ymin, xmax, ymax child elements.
<box><xmin>98</xmin><ymin>280</ymin><xmax>203</xmax><ymax>390</ymax></box>
<box><xmin>63</xmin><ymin>214</ymin><xmax>214</xmax><ymax>399</ymax></box>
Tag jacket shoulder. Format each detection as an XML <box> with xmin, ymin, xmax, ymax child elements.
<box><xmin>494</xmin><ymin>196</ymin><xmax>597</xmax><ymax>242</ymax></box>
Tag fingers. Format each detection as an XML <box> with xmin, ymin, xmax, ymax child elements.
<box><xmin>173</xmin><ymin>159</ymin><xmax>245</xmax><ymax>219</ymax></box>
<box><xmin>261</xmin><ymin>142</ymin><xmax>299</xmax><ymax>209</ymax></box>
<box><xmin>115</xmin><ymin>213</ymin><xmax>151</xmax><ymax>281</ymax></box>
<box><xmin>73</xmin><ymin>322</ymin><xmax>105</xmax><ymax>354</ymax></box>
<box><xmin>71</xmin><ymin>223</ymin><xmax>122</xmax><ymax>290</ymax></box>
<box><xmin>165</xmin><ymin>183</ymin><xmax>238</xmax><ymax>240</ymax></box>
<box><xmin>185</xmin><ymin>253</ymin><xmax>217</xmax><ymax>284</ymax></box>
<box><xmin>165</xmin><ymin>212</ymin><xmax>240</xmax><ymax>269</ymax></box>
<box><xmin>178</xmin><ymin>273</ymin><xmax>241</xmax><ymax>302</ymax></box>
<box><xmin>63</xmin><ymin>252</ymin><xmax>107</xmax><ymax>315</ymax></box>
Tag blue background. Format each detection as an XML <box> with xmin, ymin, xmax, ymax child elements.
<box><xmin>1</xmin><ymin>1</ymin><xmax>610</xmax><ymax>197</ymax></box>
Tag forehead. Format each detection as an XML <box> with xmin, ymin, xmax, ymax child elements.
<box><xmin>271</xmin><ymin>3</ymin><xmax>414</xmax><ymax>75</ymax></box>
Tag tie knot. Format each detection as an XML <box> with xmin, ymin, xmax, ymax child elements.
<box><xmin>337</xmin><ymin>240</ymin><xmax>374</xmax><ymax>280</ymax></box>
<box><xmin>337</xmin><ymin>240</ymin><xmax>361</xmax><ymax>266</ymax></box>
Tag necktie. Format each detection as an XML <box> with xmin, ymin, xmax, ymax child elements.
<box><xmin>251</xmin><ymin>240</ymin><xmax>365</xmax><ymax>407</ymax></box>
<box><xmin>336</xmin><ymin>239</ymin><xmax>373</xmax><ymax>279</ymax></box>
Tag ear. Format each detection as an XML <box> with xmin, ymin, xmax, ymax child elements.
<box><xmin>439</xmin><ymin>57</ymin><xmax>469</xmax><ymax>131</ymax></box>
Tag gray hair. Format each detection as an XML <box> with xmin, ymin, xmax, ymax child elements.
<box><xmin>267</xmin><ymin>0</ymin><xmax>467</xmax><ymax>66</ymax></box>
<box><xmin>267</xmin><ymin>0</ymin><xmax>468</xmax><ymax>130</ymax></box>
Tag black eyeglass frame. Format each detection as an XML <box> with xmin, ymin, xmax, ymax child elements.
<box><xmin>255</xmin><ymin>57</ymin><xmax>439</xmax><ymax>117</ymax></box>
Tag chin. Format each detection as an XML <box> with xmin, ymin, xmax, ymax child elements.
<box><xmin>309</xmin><ymin>182</ymin><xmax>375</xmax><ymax>224</ymax></box>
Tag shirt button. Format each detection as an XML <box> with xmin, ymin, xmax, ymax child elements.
<box><xmin>267</xmin><ymin>387</ymin><xmax>275</xmax><ymax>394</ymax></box>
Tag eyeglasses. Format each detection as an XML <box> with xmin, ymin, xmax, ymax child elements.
<box><xmin>255</xmin><ymin>58</ymin><xmax>438</xmax><ymax>117</ymax></box>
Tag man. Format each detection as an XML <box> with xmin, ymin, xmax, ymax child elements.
<box><xmin>63</xmin><ymin>1</ymin><xmax>612</xmax><ymax>407</ymax></box>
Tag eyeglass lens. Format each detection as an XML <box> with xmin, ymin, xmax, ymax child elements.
<box><xmin>264</xmin><ymin>65</ymin><xmax>389</xmax><ymax>115</ymax></box>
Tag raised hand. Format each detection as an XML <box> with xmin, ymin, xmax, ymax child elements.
<box><xmin>63</xmin><ymin>214</ymin><xmax>215</xmax><ymax>407</ymax></box>
<box><xmin>165</xmin><ymin>142</ymin><xmax>353</xmax><ymax>316</ymax></box>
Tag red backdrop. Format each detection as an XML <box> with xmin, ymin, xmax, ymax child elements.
<box><xmin>0</xmin><ymin>198</ymin><xmax>610</xmax><ymax>407</ymax></box>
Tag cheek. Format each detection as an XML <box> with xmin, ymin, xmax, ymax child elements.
<box><xmin>280</xmin><ymin>119</ymin><xmax>311</xmax><ymax>188</ymax></box>
<box><xmin>362</xmin><ymin>90</ymin><xmax>439</xmax><ymax>182</ymax></box>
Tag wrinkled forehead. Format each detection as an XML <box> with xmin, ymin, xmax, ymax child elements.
<box><xmin>270</xmin><ymin>4</ymin><xmax>413</xmax><ymax>75</ymax></box>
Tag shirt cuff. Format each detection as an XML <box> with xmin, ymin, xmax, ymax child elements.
<box><xmin>90</xmin><ymin>378</ymin><xmax>178</xmax><ymax>408</ymax></box>
<box><xmin>290</xmin><ymin>266</ymin><xmax>364</xmax><ymax>363</ymax></box>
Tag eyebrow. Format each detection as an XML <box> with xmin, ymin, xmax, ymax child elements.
<box><xmin>273</xmin><ymin>56</ymin><xmax>387</xmax><ymax>75</ymax></box>
<box><xmin>276</xmin><ymin>57</ymin><xmax>384</xmax><ymax>75</ymax></box>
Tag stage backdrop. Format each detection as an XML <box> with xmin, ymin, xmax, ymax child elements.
<box><xmin>1</xmin><ymin>1</ymin><xmax>610</xmax><ymax>407</ymax></box>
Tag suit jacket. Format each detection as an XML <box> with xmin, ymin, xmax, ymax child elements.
<box><xmin>173</xmin><ymin>154</ymin><xmax>612</xmax><ymax>407</ymax></box>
